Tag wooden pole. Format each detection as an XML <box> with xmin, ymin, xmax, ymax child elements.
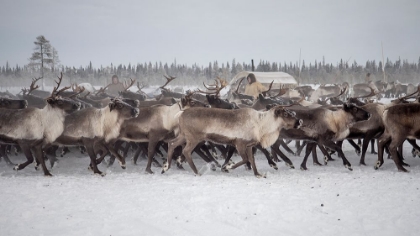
<box><xmin>298</xmin><ymin>48</ymin><xmax>301</xmax><ymax>85</ymax></box>
<box><xmin>382</xmin><ymin>41</ymin><xmax>386</xmax><ymax>82</ymax></box>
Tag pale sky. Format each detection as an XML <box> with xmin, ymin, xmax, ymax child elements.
<box><xmin>1</xmin><ymin>0</ymin><xmax>419</xmax><ymax>68</ymax></box>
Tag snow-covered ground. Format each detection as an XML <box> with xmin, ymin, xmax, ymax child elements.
<box><xmin>1</xmin><ymin>141</ymin><xmax>420</xmax><ymax>236</ymax></box>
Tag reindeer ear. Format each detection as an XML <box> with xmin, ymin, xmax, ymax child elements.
<box><xmin>109</xmin><ymin>103</ymin><xmax>115</xmax><ymax>111</ymax></box>
<box><xmin>343</xmin><ymin>103</ymin><xmax>350</xmax><ymax>111</ymax></box>
<box><xmin>46</xmin><ymin>98</ymin><xmax>55</xmax><ymax>105</ymax></box>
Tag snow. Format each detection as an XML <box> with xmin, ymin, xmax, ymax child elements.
<box><xmin>1</xmin><ymin>86</ymin><xmax>419</xmax><ymax>235</ymax></box>
<box><xmin>1</xmin><ymin>141</ymin><xmax>420</xmax><ymax>236</ymax></box>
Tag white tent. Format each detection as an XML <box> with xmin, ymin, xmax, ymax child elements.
<box><xmin>229</xmin><ymin>71</ymin><xmax>298</xmax><ymax>91</ymax></box>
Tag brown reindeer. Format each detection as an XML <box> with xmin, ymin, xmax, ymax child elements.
<box><xmin>376</xmin><ymin>103</ymin><xmax>420</xmax><ymax>172</ymax></box>
<box><xmin>162</xmin><ymin>105</ymin><xmax>302</xmax><ymax>178</ymax></box>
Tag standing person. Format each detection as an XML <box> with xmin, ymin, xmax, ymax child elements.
<box><xmin>244</xmin><ymin>73</ymin><xmax>267</xmax><ymax>99</ymax></box>
<box><xmin>106</xmin><ymin>75</ymin><xmax>125</xmax><ymax>96</ymax></box>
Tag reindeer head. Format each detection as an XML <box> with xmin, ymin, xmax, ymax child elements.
<box><xmin>181</xmin><ymin>91</ymin><xmax>210</xmax><ymax>108</ymax></box>
<box><xmin>46</xmin><ymin>73</ymin><xmax>81</xmax><ymax>112</ymax></box>
<box><xmin>109</xmin><ymin>98</ymin><xmax>139</xmax><ymax>119</ymax></box>
<box><xmin>343</xmin><ymin>103</ymin><xmax>371</xmax><ymax>123</ymax></box>
<box><xmin>272</xmin><ymin>105</ymin><xmax>302</xmax><ymax>129</ymax></box>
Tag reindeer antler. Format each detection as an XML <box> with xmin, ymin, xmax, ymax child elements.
<box><xmin>325</xmin><ymin>87</ymin><xmax>347</xmax><ymax>102</ymax></box>
<box><xmin>399</xmin><ymin>85</ymin><xmax>420</xmax><ymax>100</ymax></box>
<box><xmin>137</xmin><ymin>82</ymin><xmax>145</xmax><ymax>91</ymax></box>
<box><xmin>198</xmin><ymin>77</ymin><xmax>227</xmax><ymax>97</ymax></box>
<box><xmin>96</xmin><ymin>83</ymin><xmax>111</xmax><ymax>95</ymax></box>
<box><xmin>124</xmin><ymin>78</ymin><xmax>136</xmax><ymax>91</ymax></box>
<box><xmin>69</xmin><ymin>87</ymin><xmax>85</xmax><ymax>99</ymax></box>
<box><xmin>50</xmin><ymin>72</ymin><xmax>70</xmax><ymax>97</ymax></box>
<box><xmin>83</xmin><ymin>91</ymin><xmax>91</xmax><ymax>99</ymax></box>
<box><xmin>235</xmin><ymin>77</ymin><xmax>246</xmax><ymax>94</ymax></box>
<box><xmin>22</xmin><ymin>77</ymin><xmax>41</xmax><ymax>96</ymax></box>
<box><xmin>351</xmin><ymin>87</ymin><xmax>377</xmax><ymax>100</ymax></box>
<box><xmin>261</xmin><ymin>80</ymin><xmax>274</xmax><ymax>97</ymax></box>
<box><xmin>160</xmin><ymin>75</ymin><xmax>176</xmax><ymax>90</ymax></box>
<box><xmin>270</xmin><ymin>84</ymin><xmax>287</xmax><ymax>98</ymax></box>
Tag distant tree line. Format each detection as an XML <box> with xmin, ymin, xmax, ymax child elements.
<box><xmin>1</xmin><ymin>56</ymin><xmax>419</xmax><ymax>89</ymax></box>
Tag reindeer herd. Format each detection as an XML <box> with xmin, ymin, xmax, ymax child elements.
<box><xmin>0</xmin><ymin>73</ymin><xmax>419</xmax><ymax>178</ymax></box>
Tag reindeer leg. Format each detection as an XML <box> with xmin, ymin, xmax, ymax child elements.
<box><xmin>347</xmin><ymin>139</ymin><xmax>361</xmax><ymax>155</ymax></box>
<box><xmin>33</xmin><ymin>142</ymin><xmax>52</xmax><ymax>176</ymax></box>
<box><xmin>105</xmin><ymin>142</ymin><xmax>127</xmax><ymax>170</ymax></box>
<box><xmin>162</xmin><ymin>135</ymin><xmax>186</xmax><ymax>173</ymax></box>
<box><xmin>0</xmin><ymin>145</ymin><xmax>15</xmax><ymax>166</ymax></box>
<box><xmin>83</xmin><ymin>138</ymin><xmax>104</xmax><ymax>176</ymax></box>
<box><xmin>388</xmin><ymin>137</ymin><xmax>409</xmax><ymax>172</ymax></box>
<box><xmin>14</xmin><ymin>142</ymin><xmax>34</xmax><ymax>171</ymax></box>
<box><xmin>313</xmin><ymin>144</ymin><xmax>332</xmax><ymax>165</ymax></box>
<box><xmin>370</xmin><ymin>139</ymin><xmax>377</xmax><ymax>154</ymax></box>
<box><xmin>182</xmin><ymin>140</ymin><xmax>201</xmax><ymax>175</ymax></box>
<box><xmin>300</xmin><ymin>143</ymin><xmax>314</xmax><ymax>170</ymax></box>
<box><xmin>324</xmin><ymin>141</ymin><xmax>352</xmax><ymax>171</ymax></box>
<box><xmin>145</xmin><ymin>139</ymin><xmax>160</xmax><ymax>174</ymax></box>
<box><xmin>255</xmin><ymin>145</ymin><xmax>277</xmax><ymax>170</ymax></box>
<box><xmin>312</xmin><ymin>144</ymin><xmax>322</xmax><ymax>166</ymax></box>
<box><xmin>279</xmin><ymin>139</ymin><xmax>295</xmax><ymax>155</ymax></box>
<box><xmin>247</xmin><ymin>146</ymin><xmax>264</xmax><ymax>178</ymax></box>
<box><xmin>271</xmin><ymin>142</ymin><xmax>294</xmax><ymax>168</ymax></box>
<box><xmin>199</xmin><ymin>143</ymin><xmax>221</xmax><ymax>168</ymax></box>
<box><xmin>360</xmin><ymin>132</ymin><xmax>377</xmax><ymax>165</ymax></box>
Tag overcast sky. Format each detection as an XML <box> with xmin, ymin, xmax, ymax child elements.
<box><xmin>1</xmin><ymin>0</ymin><xmax>419</xmax><ymax>69</ymax></box>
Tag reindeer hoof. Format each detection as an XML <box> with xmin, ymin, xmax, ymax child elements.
<box><xmin>402</xmin><ymin>162</ymin><xmax>410</xmax><ymax>167</ymax></box>
<box><xmin>120</xmin><ymin>164</ymin><xmax>126</xmax><ymax>170</ymax></box>
<box><xmin>285</xmin><ymin>162</ymin><xmax>294</xmax><ymax>169</ymax></box>
<box><xmin>313</xmin><ymin>162</ymin><xmax>322</xmax><ymax>166</ymax></box>
<box><xmin>300</xmin><ymin>166</ymin><xmax>308</xmax><ymax>171</ymax></box>
<box><xmin>145</xmin><ymin>169</ymin><xmax>154</xmax><ymax>174</ymax></box>
<box><xmin>374</xmin><ymin>161</ymin><xmax>382</xmax><ymax>170</ymax></box>
<box><xmin>359</xmin><ymin>162</ymin><xmax>366</xmax><ymax>166</ymax></box>
<box><xmin>324</xmin><ymin>156</ymin><xmax>328</xmax><ymax>165</ymax></box>
<box><xmin>13</xmin><ymin>165</ymin><xmax>20</xmax><ymax>171</ymax></box>
<box><xmin>210</xmin><ymin>163</ymin><xmax>217</xmax><ymax>171</ymax></box>
<box><xmin>255</xmin><ymin>173</ymin><xmax>266</xmax><ymax>178</ymax></box>
<box><xmin>398</xmin><ymin>168</ymin><xmax>409</xmax><ymax>173</ymax></box>
<box><xmin>345</xmin><ymin>165</ymin><xmax>353</xmax><ymax>171</ymax></box>
<box><xmin>44</xmin><ymin>173</ymin><xmax>53</xmax><ymax>177</ymax></box>
<box><xmin>270</xmin><ymin>163</ymin><xmax>278</xmax><ymax>170</ymax></box>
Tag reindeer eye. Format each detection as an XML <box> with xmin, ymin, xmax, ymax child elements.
<box><xmin>191</xmin><ymin>101</ymin><xmax>195</xmax><ymax>105</ymax></box>
<box><xmin>57</xmin><ymin>100</ymin><xmax>63</xmax><ymax>105</ymax></box>
<box><xmin>353</xmin><ymin>107</ymin><xmax>358</xmax><ymax>112</ymax></box>
<box><xmin>118</xmin><ymin>104</ymin><xmax>123</xmax><ymax>109</ymax></box>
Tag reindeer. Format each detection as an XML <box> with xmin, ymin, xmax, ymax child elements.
<box><xmin>0</xmin><ymin>73</ymin><xmax>81</xmax><ymax>176</ymax></box>
<box><xmin>51</xmin><ymin>99</ymin><xmax>139</xmax><ymax>175</ymax></box>
<box><xmin>376</xmin><ymin>103</ymin><xmax>420</xmax><ymax>172</ymax></box>
<box><xmin>118</xmin><ymin>79</ymin><xmax>147</xmax><ymax>101</ymax></box>
<box><xmin>0</xmin><ymin>98</ymin><xmax>28</xmax><ymax>165</ymax></box>
<box><xmin>278</xmin><ymin>103</ymin><xmax>371</xmax><ymax>170</ymax></box>
<box><xmin>106</xmin><ymin>91</ymin><xmax>209</xmax><ymax>174</ymax></box>
<box><xmin>162</xmin><ymin>105</ymin><xmax>302</xmax><ymax>177</ymax></box>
